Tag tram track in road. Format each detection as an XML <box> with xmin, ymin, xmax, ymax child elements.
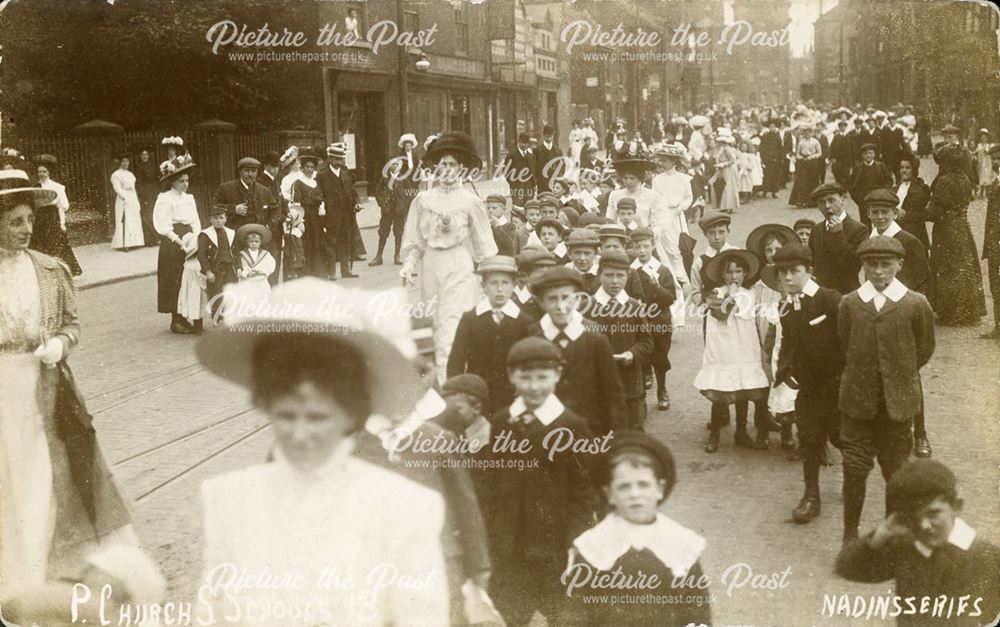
<box><xmin>112</xmin><ymin>406</ymin><xmax>258</xmax><ymax>466</ymax></box>
<box><xmin>90</xmin><ymin>362</ymin><xmax>207</xmax><ymax>415</ymax></box>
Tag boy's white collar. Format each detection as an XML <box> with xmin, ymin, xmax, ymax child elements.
<box><xmin>475</xmin><ymin>298</ymin><xmax>521</xmax><ymax>319</ymax></box>
<box><xmin>914</xmin><ymin>517</ymin><xmax>975</xmax><ymax>558</ymax></box>
<box><xmin>573</xmin><ymin>512</ymin><xmax>706</xmax><ymax>575</ymax></box>
<box><xmin>594</xmin><ymin>287</ymin><xmax>629</xmax><ymax>305</ymax></box>
<box><xmin>704</xmin><ymin>242</ymin><xmax>736</xmax><ymax>258</ymax></box>
<box><xmin>540</xmin><ymin>311</ymin><xmax>585</xmax><ymax>341</ymax></box>
<box><xmin>871</xmin><ymin>221</ymin><xmax>902</xmax><ymax>238</ymax></box>
<box><xmin>508</xmin><ymin>394</ymin><xmax>564</xmax><ymax>426</ymax></box>
<box><xmin>858</xmin><ymin>278</ymin><xmax>907</xmax><ymax>303</ymax></box>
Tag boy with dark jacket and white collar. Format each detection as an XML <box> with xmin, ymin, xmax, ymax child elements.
<box><xmin>481</xmin><ymin>337</ymin><xmax>601</xmax><ymax>627</ymax></box>
<box><xmin>197</xmin><ymin>204</ymin><xmax>237</xmax><ymax>322</ymax></box>
<box><xmin>769</xmin><ymin>243</ymin><xmax>844</xmax><ymax>524</ymax></box>
<box><xmin>838</xmin><ymin>235</ymin><xmax>935</xmax><ymax>542</ymax></box>
<box><xmin>513</xmin><ymin>246</ymin><xmax>556</xmax><ymax>320</ymax></box>
<box><xmin>564</xmin><ymin>228</ymin><xmax>601</xmax><ymax>294</ymax></box>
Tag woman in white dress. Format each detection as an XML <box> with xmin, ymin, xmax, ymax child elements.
<box><xmin>153</xmin><ymin>155</ymin><xmax>202</xmax><ymax>334</ymax></box>
<box><xmin>195</xmin><ymin>279</ymin><xmax>449</xmax><ymax>627</ymax></box>
<box><xmin>569</xmin><ymin>119</ymin><xmax>584</xmax><ymax>166</ymax></box>
<box><xmin>110</xmin><ymin>152</ymin><xmax>145</xmax><ymax>250</ymax></box>
<box><xmin>400</xmin><ymin>132</ymin><xmax>498</xmax><ymax>383</ymax></box>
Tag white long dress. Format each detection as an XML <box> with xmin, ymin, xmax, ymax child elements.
<box><xmin>693</xmin><ymin>287</ymin><xmax>770</xmax><ymax>401</ymax></box>
<box><xmin>110</xmin><ymin>169</ymin><xmax>145</xmax><ymax>249</ymax></box>
<box><xmin>569</xmin><ymin>128</ymin><xmax>584</xmax><ymax>166</ymax></box>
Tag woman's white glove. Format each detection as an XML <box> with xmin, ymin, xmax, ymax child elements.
<box><xmin>34</xmin><ymin>337</ymin><xmax>64</xmax><ymax>366</ymax></box>
<box><xmin>399</xmin><ymin>261</ymin><xmax>416</xmax><ymax>287</ymax></box>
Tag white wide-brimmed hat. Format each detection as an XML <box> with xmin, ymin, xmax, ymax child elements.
<box><xmin>689</xmin><ymin>115</ymin><xmax>709</xmax><ymax>128</ymax></box>
<box><xmin>0</xmin><ymin>169</ymin><xmax>58</xmax><ymax>209</ymax></box>
<box><xmin>398</xmin><ymin>133</ymin><xmax>418</xmax><ymax>148</ymax></box>
<box><xmin>196</xmin><ymin>279</ymin><xmax>422</xmax><ymax>417</ymax></box>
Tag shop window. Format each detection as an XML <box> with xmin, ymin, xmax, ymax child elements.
<box><xmin>449</xmin><ymin>95</ymin><xmax>471</xmax><ymax>134</ymax></box>
<box><xmin>344</xmin><ymin>3</ymin><xmax>367</xmax><ymax>41</ymax></box>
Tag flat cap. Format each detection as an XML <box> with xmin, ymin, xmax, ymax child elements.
<box><xmin>605</xmin><ymin>430</ymin><xmax>677</xmax><ymax>499</ymax></box>
<box><xmin>507</xmin><ymin>336</ymin><xmax>564</xmax><ymax>369</ymax></box>
<box><xmin>597</xmin><ymin>223</ymin><xmax>630</xmax><ymax>241</ymax></box>
<box><xmin>486</xmin><ymin>193</ymin><xmax>507</xmax><ymax>205</ymax></box>
<box><xmin>476</xmin><ymin>255</ymin><xmax>518</xmax><ymax>276</ymax></box>
<box><xmin>524</xmin><ymin>199</ymin><xmax>541</xmax><ymax>210</ymax></box>
<box><xmin>535</xmin><ymin>218</ymin><xmax>566</xmax><ymax>235</ymax></box>
<box><xmin>511</xmin><ymin>206</ymin><xmax>527</xmax><ymax>222</ymax></box>
<box><xmin>811</xmin><ymin>182</ymin><xmax>846</xmax><ymax>200</ymax></box>
<box><xmin>207</xmin><ymin>203</ymin><xmax>228</xmax><ymax>216</ymax></box>
<box><xmin>698</xmin><ymin>211</ymin><xmax>731</xmax><ymax>231</ymax></box>
<box><xmin>565</xmin><ymin>228</ymin><xmax>601</xmax><ymax>249</ymax></box>
<box><xmin>864</xmin><ymin>188</ymin><xmax>900</xmax><ymax>209</ymax></box>
<box><xmin>793</xmin><ymin>218</ymin><xmax>817</xmax><ymax>231</ymax></box>
<box><xmin>616</xmin><ymin>196</ymin><xmax>637</xmax><ymax>211</ymax></box>
<box><xmin>886</xmin><ymin>459</ymin><xmax>958</xmax><ymax>514</ymax></box>
<box><xmin>237</xmin><ymin>157</ymin><xmax>261</xmax><ymax>170</ymax></box>
<box><xmin>441</xmin><ymin>374</ymin><xmax>490</xmax><ymax>404</ymax></box>
<box><xmin>516</xmin><ymin>246</ymin><xmax>557</xmax><ymax>271</ymax></box>
<box><xmin>857</xmin><ymin>234</ymin><xmax>905</xmax><ymax>259</ymax></box>
<box><xmin>598</xmin><ymin>249</ymin><xmax>631</xmax><ymax>271</ymax></box>
<box><xmin>578</xmin><ymin>212</ymin><xmax>603</xmax><ymax>229</ymax></box>
<box><xmin>858</xmin><ymin>142</ymin><xmax>877</xmax><ymax>154</ymax></box>
<box><xmin>529</xmin><ymin>266</ymin><xmax>584</xmax><ymax>296</ymax></box>
<box><xmin>630</xmin><ymin>226</ymin><xmax>656</xmax><ymax>241</ymax></box>
<box><xmin>771</xmin><ymin>242</ymin><xmax>813</xmax><ymax>268</ymax></box>
<box><xmin>537</xmin><ymin>192</ymin><xmax>560</xmax><ymax>208</ymax></box>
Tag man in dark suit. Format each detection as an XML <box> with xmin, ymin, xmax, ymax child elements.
<box><xmin>878</xmin><ymin>114</ymin><xmax>909</xmax><ymax>183</ymax></box>
<box><xmin>849</xmin><ymin>143</ymin><xmax>894</xmax><ymax>227</ymax></box>
<box><xmin>837</xmin><ymin>236</ymin><xmax>935</xmax><ymax>541</ymax></box>
<box><xmin>502</xmin><ymin>133</ymin><xmax>536</xmax><ymax>206</ymax></box>
<box><xmin>259</xmin><ymin>150</ymin><xmax>285</xmax><ymax>284</ymax></box>
<box><xmin>212</xmin><ymin>157</ymin><xmax>280</xmax><ymax>255</ymax></box>
<box><xmin>759</xmin><ymin>120</ymin><xmax>785</xmax><ymax>197</ymax></box>
<box><xmin>780</xmin><ymin>118</ymin><xmax>796</xmax><ymax>187</ymax></box>
<box><xmin>372</xmin><ymin>134</ymin><xmax>421</xmax><ymax>266</ymax></box>
<box><xmin>809</xmin><ymin>182</ymin><xmax>868</xmax><ymax>295</ymax></box>
<box><xmin>533</xmin><ymin>125</ymin><xmax>562</xmax><ymax>194</ymax></box>
<box><xmin>829</xmin><ymin>120</ymin><xmax>855</xmax><ymax>185</ymax></box>
<box><xmin>315</xmin><ymin>142</ymin><xmax>360</xmax><ymax>279</ymax></box>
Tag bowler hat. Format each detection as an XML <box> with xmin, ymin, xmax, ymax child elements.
<box><xmin>704</xmin><ymin>248</ymin><xmax>760</xmax><ymax>286</ymax></box>
<box><xmin>605</xmin><ymin>430</ymin><xmax>677</xmax><ymax>499</ymax></box>
<box><xmin>864</xmin><ymin>188</ymin><xmax>900</xmax><ymax>209</ymax></box>
<box><xmin>771</xmin><ymin>242</ymin><xmax>813</xmax><ymax>268</ymax></box>
<box><xmin>745</xmin><ymin>224</ymin><xmax>798</xmax><ymax>263</ymax></box>
<box><xmin>423</xmin><ymin>131</ymin><xmax>482</xmax><ymax>171</ymax></box>
<box><xmin>235</xmin><ymin>223</ymin><xmax>272</xmax><ymax>247</ymax></box>
<box><xmin>442</xmin><ymin>374</ymin><xmax>490</xmax><ymax>404</ymax></box>
<box><xmin>698</xmin><ymin>211</ymin><xmax>731</xmax><ymax>231</ymax></box>
<box><xmin>476</xmin><ymin>255</ymin><xmax>518</xmax><ymax>276</ymax></box>
<box><xmin>810</xmin><ymin>182</ymin><xmax>846</xmax><ymax>200</ymax></box>
<box><xmin>530</xmin><ymin>266</ymin><xmax>584</xmax><ymax>296</ymax></box>
<box><xmin>237</xmin><ymin>157</ymin><xmax>261</xmax><ymax>171</ymax></box>
<box><xmin>261</xmin><ymin>151</ymin><xmax>281</xmax><ymax>167</ymax></box>
<box><xmin>507</xmin><ymin>336</ymin><xmax>564</xmax><ymax>369</ymax></box>
<box><xmin>857</xmin><ymin>234</ymin><xmax>905</xmax><ymax>259</ymax></box>
<box><xmin>886</xmin><ymin>459</ymin><xmax>958</xmax><ymax>515</ymax></box>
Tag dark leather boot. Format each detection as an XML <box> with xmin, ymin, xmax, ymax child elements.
<box><xmin>734</xmin><ymin>429</ymin><xmax>754</xmax><ymax>449</ymax></box>
<box><xmin>913</xmin><ymin>435</ymin><xmax>932</xmax><ymax>458</ymax></box>
<box><xmin>704</xmin><ymin>430</ymin><xmax>720</xmax><ymax>453</ymax></box>
<box><xmin>792</xmin><ymin>495</ymin><xmax>821</xmax><ymax>524</ymax></box>
<box><xmin>170</xmin><ymin>314</ymin><xmax>194</xmax><ymax>335</ymax></box>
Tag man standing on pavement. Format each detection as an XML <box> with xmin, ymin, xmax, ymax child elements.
<box><xmin>809</xmin><ymin>182</ymin><xmax>868</xmax><ymax>295</ymax></box>
<box><xmin>316</xmin><ymin>142</ymin><xmax>360</xmax><ymax>279</ymax></box>
<box><xmin>503</xmin><ymin>133</ymin><xmax>536</xmax><ymax>206</ymax></box>
<box><xmin>760</xmin><ymin>119</ymin><xmax>785</xmax><ymax>198</ymax></box>
<box><xmin>212</xmin><ymin>157</ymin><xmax>279</xmax><ymax>256</ymax></box>
<box><xmin>533</xmin><ymin>125</ymin><xmax>562</xmax><ymax>194</ymax></box>
<box><xmin>371</xmin><ymin>133</ymin><xmax>420</xmax><ymax>266</ymax></box>
<box><xmin>829</xmin><ymin>119</ymin><xmax>854</xmax><ymax>185</ymax></box>
<box><xmin>259</xmin><ymin>150</ymin><xmax>285</xmax><ymax>284</ymax></box>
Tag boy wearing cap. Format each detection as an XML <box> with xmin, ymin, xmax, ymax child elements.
<box><xmin>588</xmin><ymin>250</ymin><xmax>654</xmax><ymax>428</ymax></box>
<box><xmin>197</xmin><ymin>205</ymin><xmax>237</xmax><ymax>320</ymax></box>
<box><xmin>613</xmin><ymin>196</ymin><xmax>640</xmax><ymax>235</ymax></box>
<box><xmin>836</xmin><ymin>459</ymin><xmax>1000</xmax><ymax>627</ymax></box>
<box><xmin>631</xmin><ymin>227</ymin><xmax>677</xmax><ymax>410</ymax></box>
<box><xmin>598</xmin><ymin>224</ymin><xmax>651</xmax><ymax>302</ymax></box>
<box><xmin>565</xmin><ymin>228</ymin><xmax>602</xmax><ymax>293</ymax></box>
<box><xmin>448</xmin><ymin>256</ymin><xmax>535</xmax><ymax>415</ymax></box>
<box><xmin>810</xmin><ymin>183</ymin><xmax>868</xmax><ymax>294</ymax></box>
<box><xmin>481</xmin><ymin>337</ymin><xmax>601</xmax><ymax>626</ymax></box>
<box><xmin>793</xmin><ymin>218</ymin><xmax>816</xmax><ymax>247</ymax></box>
<box><xmin>486</xmin><ymin>193</ymin><xmax>527</xmax><ymax>256</ymax></box>
<box><xmin>770</xmin><ymin>243</ymin><xmax>845</xmax><ymax>524</ymax></box>
<box><xmin>848</xmin><ymin>144</ymin><xmax>893</xmax><ymax>227</ymax></box>
<box><xmin>536</xmin><ymin>218</ymin><xmax>568</xmax><ymax>264</ymax></box>
<box><xmin>528</xmin><ymin>267</ymin><xmax>628</xmax><ymax>436</ymax></box>
<box><xmin>524</xmin><ymin>199</ymin><xmax>543</xmax><ymax>247</ymax></box>
<box><xmin>438</xmin><ymin>374</ymin><xmax>492</xmax><ymax>448</ymax></box>
<box><xmin>839</xmin><ymin>235</ymin><xmax>936</xmax><ymax>542</ymax></box>
<box><xmin>514</xmin><ymin>246</ymin><xmax>555</xmax><ymax>320</ymax></box>
<box><xmin>864</xmin><ymin>188</ymin><xmax>931</xmax><ymax>295</ymax></box>
<box><xmin>689</xmin><ymin>211</ymin><xmax>737</xmax><ymax>306</ymax></box>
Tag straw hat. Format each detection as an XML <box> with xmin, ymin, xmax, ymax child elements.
<box><xmin>235</xmin><ymin>223</ymin><xmax>272</xmax><ymax>247</ymax></box>
<box><xmin>0</xmin><ymin>169</ymin><xmax>58</xmax><ymax>210</ymax></box>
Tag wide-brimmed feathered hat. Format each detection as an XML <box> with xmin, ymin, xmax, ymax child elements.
<box><xmin>612</xmin><ymin>157</ymin><xmax>657</xmax><ymax>176</ymax></box>
<box><xmin>0</xmin><ymin>169</ymin><xmax>58</xmax><ymax>210</ymax></box>
<box><xmin>704</xmin><ymin>248</ymin><xmax>761</xmax><ymax>287</ymax></box>
<box><xmin>297</xmin><ymin>146</ymin><xmax>322</xmax><ymax>166</ymax></box>
<box><xmin>423</xmin><ymin>131</ymin><xmax>482</xmax><ymax>170</ymax></box>
<box><xmin>745</xmin><ymin>223</ymin><xmax>799</xmax><ymax>264</ymax></box>
<box><xmin>159</xmin><ymin>154</ymin><xmax>197</xmax><ymax>184</ymax></box>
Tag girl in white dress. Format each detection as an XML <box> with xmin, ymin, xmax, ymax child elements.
<box><xmin>110</xmin><ymin>153</ymin><xmax>145</xmax><ymax>250</ymax></box>
<box><xmin>694</xmin><ymin>249</ymin><xmax>770</xmax><ymax>453</ymax></box>
<box><xmin>176</xmin><ymin>232</ymin><xmax>206</xmax><ymax>331</ymax></box>
<box><xmin>569</xmin><ymin>120</ymin><xmax>584</xmax><ymax>166</ymax></box>
<box><xmin>233</xmin><ymin>224</ymin><xmax>275</xmax><ymax>304</ymax></box>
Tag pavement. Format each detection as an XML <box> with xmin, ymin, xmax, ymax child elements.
<box><xmin>65</xmin><ymin>161</ymin><xmax>1000</xmax><ymax>626</ymax></box>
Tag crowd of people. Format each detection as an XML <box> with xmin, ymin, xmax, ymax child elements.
<box><xmin>1</xmin><ymin>97</ymin><xmax>999</xmax><ymax>626</ymax></box>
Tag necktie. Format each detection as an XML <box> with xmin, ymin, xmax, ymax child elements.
<box><xmin>509</xmin><ymin>411</ymin><xmax>536</xmax><ymax>425</ymax></box>
<box><xmin>492</xmin><ymin>310</ymin><xmax>504</xmax><ymax>325</ymax></box>
<box><xmin>555</xmin><ymin>332</ymin><xmax>570</xmax><ymax>349</ymax></box>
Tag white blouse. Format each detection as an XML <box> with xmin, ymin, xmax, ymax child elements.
<box><xmin>39</xmin><ymin>178</ymin><xmax>70</xmax><ymax>228</ymax></box>
<box><xmin>152</xmin><ymin>189</ymin><xmax>201</xmax><ymax>240</ymax></box>
<box><xmin>0</xmin><ymin>249</ymin><xmax>40</xmax><ymax>345</ymax></box>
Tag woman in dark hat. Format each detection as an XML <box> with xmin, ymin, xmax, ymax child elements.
<box><xmin>925</xmin><ymin>144</ymin><xmax>986</xmax><ymax>325</ymax></box>
<box><xmin>289</xmin><ymin>146</ymin><xmax>324</xmax><ymax>279</ymax></box>
<box><xmin>399</xmin><ymin>131</ymin><xmax>498</xmax><ymax>383</ymax></box>
<box><xmin>894</xmin><ymin>153</ymin><xmax>931</xmax><ymax>249</ymax></box>
<box><xmin>152</xmin><ymin>154</ymin><xmax>202</xmax><ymax>333</ymax></box>
<box><xmin>110</xmin><ymin>150</ymin><xmax>145</xmax><ymax>251</ymax></box>
<box><xmin>30</xmin><ymin>153</ymin><xmax>82</xmax><ymax>275</ymax></box>
<box><xmin>134</xmin><ymin>145</ymin><xmax>161</xmax><ymax>245</ymax></box>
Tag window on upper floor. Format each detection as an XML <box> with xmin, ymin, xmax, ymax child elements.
<box><xmin>455</xmin><ymin>5</ymin><xmax>470</xmax><ymax>54</ymax></box>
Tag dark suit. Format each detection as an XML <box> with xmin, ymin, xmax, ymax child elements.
<box><xmin>533</xmin><ymin>140</ymin><xmax>563</xmax><ymax>192</ymax></box>
<box><xmin>212</xmin><ymin>178</ymin><xmax>280</xmax><ymax>250</ymax></box>
<box><xmin>849</xmin><ymin>160</ymin><xmax>894</xmax><ymax>226</ymax></box>
<box><xmin>447</xmin><ymin>305</ymin><xmax>536</xmax><ymax>414</ymax></box>
<box><xmin>809</xmin><ymin>215</ymin><xmax>869</xmax><ymax>295</ymax></box>
<box><xmin>830</xmin><ymin>133</ymin><xmax>854</xmax><ymax>184</ymax></box>
<box><xmin>588</xmin><ymin>294</ymin><xmax>653</xmax><ymax>428</ymax></box>
<box><xmin>895</xmin><ymin>178</ymin><xmax>931</xmax><ymax>249</ymax></box>
<box><xmin>502</xmin><ymin>147</ymin><xmax>537</xmax><ymax>205</ymax></box>
<box><xmin>315</xmin><ymin>164</ymin><xmax>360</xmax><ymax>275</ymax></box>
<box><xmin>258</xmin><ymin>171</ymin><xmax>284</xmax><ymax>285</ymax></box>
<box><xmin>759</xmin><ymin>131</ymin><xmax>784</xmax><ymax>193</ymax></box>
<box><xmin>876</xmin><ymin>126</ymin><xmax>907</xmax><ymax>181</ymax></box>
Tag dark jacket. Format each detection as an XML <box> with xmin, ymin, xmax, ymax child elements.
<box><xmin>502</xmin><ymin>147</ymin><xmax>536</xmax><ymax>192</ymax></box>
<box><xmin>889</xmin><ymin>228</ymin><xmax>932</xmax><ymax>295</ymax></box>
<box><xmin>196</xmin><ymin>227</ymin><xmax>236</xmax><ymax>276</ymax></box>
<box><xmin>809</xmin><ymin>215</ymin><xmax>869</xmax><ymax>294</ymax></box>
<box><xmin>315</xmin><ymin>165</ymin><xmax>360</xmax><ymax>228</ymax></box>
<box><xmin>534</xmin><ymin>140</ymin><xmax>563</xmax><ymax>191</ymax></box>
<box><xmin>212</xmin><ymin>178</ymin><xmax>279</xmax><ymax>233</ymax></box>
<box><xmin>849</xmin><ymin>160</ymin><xmax>895</xmax><ymax>209</ymax></box>
<box><xmin>896</xmin><ymin>177</ymin><xmax>932</xmax><ymax>249</ymax></box>
<box><xmin>586</xmin><ymin>294</ymin><xmax>654</xmax><ymax>400</ymax></box>
<box><xmin>838</xmin><ymin>287</ymin><xmax>935</xmax><ymax>421</ymax></box>
<box><xmin>775</xmin><ymin>284</ymin><xmax>843</xmax><ymax>391</ymax></box>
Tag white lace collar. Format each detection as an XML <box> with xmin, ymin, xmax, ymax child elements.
<box><xmin>573</xmin><ymin>513</ymin><xmax>706</xmax><ymax>575</ymax></box>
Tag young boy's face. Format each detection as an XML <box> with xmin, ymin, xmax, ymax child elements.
<box><xmin>723</xmin><ymin>261</ymin><xmax>746</xmax><ymax>287</ymax></box>
<box><xmin>861</xmin><ymin>148</ymin><xmax>875</xmax><ymax>163</ymax></box>
<box><xmin>508</xmin><ymin>366</ymin><xmax>562</xmax><ymax>408</ymax></box>
<box><xmin>441</xmin><ymin>391</ymin><xmax>482</xmax><ymax>429</ymax></box>
<box><xmin>486</xmin><ymin>201</ymin><xmax>506</xmax><ymax>221</ymax></box>
<box><xmin>795</xmin><ymin>227</ymin><xmax>812</xmax><ymax>246</ymax></box>
<box><xmin>868</xmin><ymin>205</ymin><xmax>897</xmax><ymax>232</ymax></box>
<box><xmin>210</xmin><ymin>213</ymin><xmax>227</xmax><ymax>228</ymax></box>
<box><xmin>862</xmin><ymin>256</ymin><xmax>902</xmax><ymax>291</ymax></box>
<box><xmin>245</xmin><ymin>233</ymin><xmax>262</xmax><ymax>250</ymax></box>
<box><xmin>570</xmin><ymin>247</ymin><xmax>596</xmax><ymax>272</ymax></box>
<box><xmin>482</xmin><ymin>272</ymin><xmax>515</xmax><ymax>308</ymax></box>
<box><xmin>604</xmin><ymin>461</ymin><xmax>665</xmax><ymax>525</ymax></box>
<box><xmin>599</xmin><ymin>182</ymin><xmax>613</xmax><ymax>195</ymax></box>
<box><xmin>600</xmin><ymin>239</ymin><xmax>626</xmax><ymax>256</ymax></box>
<box><xmin>633</xmin><ymin>238</ymin><xmax>654</xmax><ymax>263</ymax></box>
<box><xmin>540</xmin><ymin>205</ymin><xmax>559</xmax><ymax>221</ymax></box>
<box><xmin>540</xmin><ymin>284</ymin><xmax>578</xmax><ymax>326</ymax></box>
<box><xmin>526</xmin><ymin>207</ymin><xmax>541</xmax><ymax>227</ymax></box>
<box><xmin>777</xmin><ymin>264</ymin><xmax>812</xmax><ymax>295</ymax></box>
<box><xmin>764</xmin><ymin>237</ymin><xmax>782</xmax><ymax>265</ymax></box>
<box><xmin>817</xmin><ymin>193</ymin><xmax>845</xmax><ymax>220</ymax></box>
<box><xmin>599</xmin><ymin>267</ymin><xmax>628</xmax><ymax>296</ymax></box>
<box><xmin>539</xmin><ymin>225</ymin><xmax>561</xmax><ymax>250</ymax></box>
<box><xmin>902</xmin><ymin>496</ymin><xmax>960</xmax><ymax>549</ymax></box>
<box><xmin>704</xmin><ymin>224</ymin><xmax>729</xmax><ymax>250</ymax></box>
<box><xmin>617</xmin><ymin>207</ymin><xmax>636</xmax><ymax>225</ymax></box>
